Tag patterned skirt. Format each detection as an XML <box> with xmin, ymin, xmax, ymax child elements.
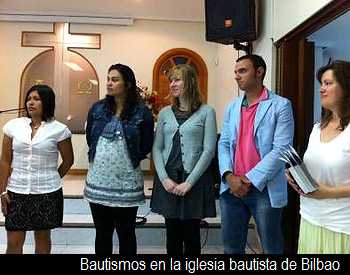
<box><xmin>5</xmin><ymin>189</ymin><xmax>63</xmax><ymax>231</ymax></box>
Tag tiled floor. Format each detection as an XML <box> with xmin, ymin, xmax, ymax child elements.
<box><xmin>0</xmin><ymin>244</ymin><xmax>230</xmax><ymax>254</ymax></box>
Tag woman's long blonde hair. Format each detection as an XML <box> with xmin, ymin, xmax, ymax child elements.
<box><xmin>168</xmin><ymin>64</ymin><xmax>202</xmax><ymax>112</ymax></box>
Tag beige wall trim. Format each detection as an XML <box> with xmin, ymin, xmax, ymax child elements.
<box><xmin>68</xmin><ymin>169</ymin><xmax>87</xmax><ymax>175</ymax></box>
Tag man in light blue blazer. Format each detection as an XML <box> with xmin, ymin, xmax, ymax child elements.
<box><xmin>218</xmin><ymin>54</ymin><xmax>294</xmax><ymax>254</ymax></box>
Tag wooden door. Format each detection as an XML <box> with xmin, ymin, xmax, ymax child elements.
<box><xmin>277</xmin><ymin>39</ymin><xmax>315</xmax><ymax>155</ymax></box>
<box><xmin>153</xmin><ymin>48</ymin><xmax>208</xmax><ymax>109</ymax></box>
<box><xmin>276</xmin><ymin>38</ymin><xmax>315</xmax><ymax>254</ymax></box>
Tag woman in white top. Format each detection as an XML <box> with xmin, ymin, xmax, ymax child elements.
<box><xmin>287</xmin><ymin>60</ymin><xmax>350</xmax><ymax>253</ymax></box>
<box><xmin>0</xmin><ymin>85</ymin><xmax>74</xmax><ymax>254</ymax></box>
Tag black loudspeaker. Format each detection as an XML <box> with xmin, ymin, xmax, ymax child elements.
<box><xmin>205</xmin><ymin>0</ymin><xmax>256</xmax><ymax>44</ymax></box>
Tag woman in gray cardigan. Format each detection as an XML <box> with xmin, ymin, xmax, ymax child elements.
<box><xmin>151</xmin><ymin>64</ymin><xmax>217</xmax><ymax>255</ymax></box>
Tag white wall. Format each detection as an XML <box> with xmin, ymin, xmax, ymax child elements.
<box><xmin>214</xmin><ymin>45</ymin><xmax>239</xmax><ymax>132</ymax></box>
<box><xmin>0</xmin><ymin>19</ymin><xmax>238</xmax><ymax>169</ymax></box>
<box><xmin>254</xmin><ymin>0</ymin><xmax>275</xmax><ymax>90</ymax></box>
<box><xmin>273</xmin><ymin>0</ymin><xmax>333</xmax><ymax>42</ymax></box>
<box><xmin>253</xmin><ymin>0</ymin><xmax>334</xmax><ymax>91</ymax></box>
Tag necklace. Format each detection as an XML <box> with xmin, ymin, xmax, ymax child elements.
<box><xmin>178</xmin><ymin>106</ymin><xmax>189</xmax><ymax>112</ymax></box>
<box><xmin>31</xmin><ymin>122</ymin><xmax>41</xmax><ymax>129</ymax></box>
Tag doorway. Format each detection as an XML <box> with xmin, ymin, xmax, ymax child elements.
<box><xmin>275</xmin><ymin>0</ymin><xmax>350</xmax><ymax>253</ymax></box>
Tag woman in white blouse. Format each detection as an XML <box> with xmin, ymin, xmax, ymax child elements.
<box><xmin>0</xmin><ymin>85</ymin><xmax>74</xmax><ymax>254</ymax></box>
<box><xmin>287</xmin><ymin>60</ymin><xmax>350</xmax><ymax>253</ymax></box>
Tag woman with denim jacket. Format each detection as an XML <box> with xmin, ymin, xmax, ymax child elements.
<box><xmin>151</xmin><ymin>64</ymin><xmax>217</xmax><ymax>255</ymax></box>
<box><xmin>84</xmin><ymin>64</ymin><xmax>154</xmax><ymax>255</ymax></box>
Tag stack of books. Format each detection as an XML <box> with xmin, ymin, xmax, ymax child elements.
<box><xmin>280</xmin><ymin>145</ymin><xmax>318</xmax><ymax>194</ymax></box>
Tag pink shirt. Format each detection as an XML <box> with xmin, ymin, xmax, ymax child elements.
<box><xmin>234</xmin><ymin>88</ymin><xmax>268</xmax><ymax>176</ymax></box>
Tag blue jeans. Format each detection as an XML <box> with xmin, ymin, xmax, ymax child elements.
<box><xmin>220</xmin><ymin>187</ymin><xmax>283</xmax><ymax>254</ymax></box>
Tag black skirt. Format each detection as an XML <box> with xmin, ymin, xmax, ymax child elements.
<box><xmin>5</xmin><ymin>188</ymin><xmax>64</xmax><ymax>231</ymax></box>
<box><xmin>150</xmin><ymin>168</ymin><xmax>217</xmax><ymax>220</ymax></box>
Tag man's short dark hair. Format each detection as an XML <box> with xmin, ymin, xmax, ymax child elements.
<box><xmin>24</xmin><ymin>84</ymin><xmax>55</xmax><ymax>121</ymax></box>
<box><xmin>236</xmin><ymin>54</ymin><xmax>267</xmax><ymax>81</ymax></box>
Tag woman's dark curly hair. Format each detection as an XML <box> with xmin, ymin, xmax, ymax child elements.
<box><xmin>105</xmin><ymin>64</ymin><xmax>141</xmax><ymax>120</ymax></box>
